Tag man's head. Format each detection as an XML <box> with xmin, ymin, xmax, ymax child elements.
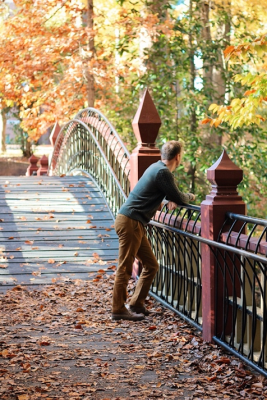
<box><xmin>161</xmin><ymin>141</ymin><xmax>182</xmax><ymax>172</ymax></box>
<box><xmin>160</xmin><ymin>141</ymin><xmax>182</xmax><ymax>160</ymax></box>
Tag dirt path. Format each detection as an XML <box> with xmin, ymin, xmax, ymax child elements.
<box><xmin>0</xmin><ymin>276</ymin><xmax>266</xmax><ymax>400</ymax></box>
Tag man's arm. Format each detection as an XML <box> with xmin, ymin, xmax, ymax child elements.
<box><xmin>158</xmin><ymin>169</ymin><xmax>195</xmax><ymax>206</ymax></box>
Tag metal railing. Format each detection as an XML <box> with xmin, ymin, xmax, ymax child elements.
<box><xmin>149</xmin><ymin>207</ymin><xmax>267</xmax><ymax>376</ymax></box>
<box><xmin>148</xmin><ymin>204</ymin><xmax>202</xmax><ymax>330</ymax></box>
<box><xmin>49</xmin><ymin>107</ymin><xmax>267</xmax><ymax>376</ymax></box>
<box><xmin>48</xmin><ymin>108</ymin><xmax>130</xmax><ymax>216</ymax></box>
<box><xmin>214</xmin><ymin>212</ymin><xmax>267</xmax><ymax>376</ymax></box>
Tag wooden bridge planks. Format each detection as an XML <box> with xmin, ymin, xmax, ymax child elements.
<box><xmin>0</xmin><ymin>175</ymin><xmax>118</xmax><ymax>291</ymax></box>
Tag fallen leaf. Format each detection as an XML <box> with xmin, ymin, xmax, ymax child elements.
<box><xmin>18</xmin><ymin>395</ymin><xmax>29</xmax><ymax>400</ymax></box>
<box><xmin>206</xmin><ymin>375</ymin><xmax>217</xmax><ymax>381</ymax></box>
<box><xmin>2</xmin><ymin>349</ymin><xmax>9</xmax><ymax>358</ymax></box>
<box><xmin>107</xmin><ymin>265</ymin><xmax>116</xmax><ymax>270</ymax></box>
<box><xmin>214</xmin><ymin>357</ymin><xmax>231</xmax><ymax>364</ymax></box>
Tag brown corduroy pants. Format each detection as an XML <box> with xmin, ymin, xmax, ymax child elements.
<box><xmin>112</xmin><ymin>214</ymin><xmax>159</xmax><ymax>314</ymax></box>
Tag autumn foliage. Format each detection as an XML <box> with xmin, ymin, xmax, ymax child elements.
<box><xmin>0</xmin><ymin>0</ymin><xmax>159</xmax><ymax>141</ymax></box>
<box><xmin>202</xmin><ymin>35</ymin><xmax>267</xmax><ymax>129</ymax></box>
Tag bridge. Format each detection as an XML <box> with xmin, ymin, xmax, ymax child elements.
<box><xmin>1</xmin><ymin>89</ymin><xmax>267</xmax><ymax>383</ymax></box>
<box><xmin>0</xmin><ymin>175</ymin><xmax>118</xmax><ymax>288</ymax></box>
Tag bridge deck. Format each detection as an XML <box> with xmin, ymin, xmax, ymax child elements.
<box><xmin>0</xmin><ymin>175</ymin><xmax>118</xmax><ymax>292</ymax></box>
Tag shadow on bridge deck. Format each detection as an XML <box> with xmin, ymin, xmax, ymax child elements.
<box><xmin>0</xmin><ymin>175</ymin><xmax>118</xmax><ymax>292</ymax></box>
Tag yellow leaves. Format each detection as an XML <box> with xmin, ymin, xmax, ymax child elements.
<box><xmin>223</xmin><ymin>36</ymin><xmax>267</xmax><ymax>63</ymax></box>
<box><xmin>203</xmin><ymin>84</ymin><xmax>266</xmax><ymax>129</ymax></box>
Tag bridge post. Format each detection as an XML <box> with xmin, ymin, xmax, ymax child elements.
<box><xmin>130</xmin><ymin>89</ymin><xmax>162</xmax><ymax>278</ymax></box>
<box><xmin>26</xmin><ymin>155</ymin><xmax>40</xmax><ymax>176</ymax></box>
<box><xmin>37</xmin><ymin>155</ymin><xmax>49</xmax><ymax>176</ymax></box>
<box><xmin>200</xmin><ymin>150</ymin><xmax>246</xmax><ymax>342</ymax></box>
<box><xmin>130</xmin><ymin>88</ymin><xmax>162</xmax><ymax>190</ymax></box>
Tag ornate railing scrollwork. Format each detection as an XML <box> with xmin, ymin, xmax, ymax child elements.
<box><xmin>48</xmin><ymin>109</ymin><xmax>130</xmax><ymax>217</ymax></box>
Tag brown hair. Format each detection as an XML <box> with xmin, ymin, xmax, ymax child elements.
<box><xmin>160</xmin><ymin>141</ymin><xmax>182</xmax><ymax>161</ymax></box>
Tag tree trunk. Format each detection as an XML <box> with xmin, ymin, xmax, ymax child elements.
<box><xmin>201</xmin><ymin>1</ymin><xmax>213</xmax><ymax>88</ymax></box>
<box><xmin>0</xmin><ymin>109</ymin><xmax>7</xmax><ymax>153</ymax></box>
<box><xmin>24</xmin><ymin>139</ymin><xmax>32</xmax><ymax>158</ymax></box>
<box><xmin>212</xmin><ymin>0</ymin><xmax>231</xmax><ymax>105</ymax></box>
<box><xmin>200</xmin><ymin>0</ymin><xmax>231</xmax><ymax>148</ymax></box>
<box><xmin>84</xmin><ymin>0</ymin><xmax>95</xmax><ymax>107</ymax></box>
<box><xmin>189</xmin><ymin>0</ymin><xmax>197</xmax><ymax>192</ymax></box>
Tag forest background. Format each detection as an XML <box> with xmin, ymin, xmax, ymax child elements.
<box><xmin>0</xmin><ymin>0</ymin><xmax>266</xmax><ymax>218</ymax></box>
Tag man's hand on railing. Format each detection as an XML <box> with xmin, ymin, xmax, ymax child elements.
<box><xmin>167</xmin><ymin>201</ymin><xmax>178</xmax><ymax>211</ymax></box>
<box><xmin>189</xmin><ymin>193</ymin><xmax>196</xmax><ymax>201</ymax></box>
<box><xmin>166</xmin><ymin>194</ymin><xmax>195</xmax><ymax>210</ymax></box>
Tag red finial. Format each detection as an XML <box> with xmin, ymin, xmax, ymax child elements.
<box><xmin>132</xmin><ymin>89</ymin><xmax>161</xmax><ymax>146</ymax></box>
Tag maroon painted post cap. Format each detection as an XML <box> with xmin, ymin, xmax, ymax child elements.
<box><xmin>37</xmin><ymin>155</ymin><xmax>49</xmax><ymax>176</ymax></box>
<box><xmin>132</xmin><ymin>88</ymin><xmax>161</xmax><ymax>146</ymax></box>
<box><xmin>207</xmin><ymin>149</ymin><xmax>243</xmax><ymax>187</ymax></box>
<box><xmin>26</xmin><ymin>155</ymin><xmax>39</xmax><ymax>176</ymax></box>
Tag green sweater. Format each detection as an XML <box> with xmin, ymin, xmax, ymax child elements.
<box><xmin>119</xmin><ymin>160</ymin><xmax>192</xmax><ymax>225</ymax></box>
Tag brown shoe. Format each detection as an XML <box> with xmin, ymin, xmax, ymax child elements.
<box><xmin>112</xmin><ymin>309</ymin><xmax>145</xmax><ymax>321</ymax></box>
<box><xmin>129</xmin><ymin>305</ymin><xmax>150</xmax><ymax>316</ymax></box>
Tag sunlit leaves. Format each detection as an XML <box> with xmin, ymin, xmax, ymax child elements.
<box><xmin>0</xmin><ymin>0</ymin><xmax>161</xmax><ymax>141</ymax></box>
<box><xmin>203</xmin><ymin>36</ymin><xmax>267</xmax><ymax>129</ymax></box>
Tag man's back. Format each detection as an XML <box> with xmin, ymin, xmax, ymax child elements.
<box><xmin>119</xmin><ymin>160</ymin><xmax>190</xmax><ymax>225</ymax></box>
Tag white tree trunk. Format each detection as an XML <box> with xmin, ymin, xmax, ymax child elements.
<box><xmin>0</xmin><ymin>109</ymin><xmax>6</xmax><ymax>153</ymax></box>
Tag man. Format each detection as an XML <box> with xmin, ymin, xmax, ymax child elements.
<box><xmin>112</xmin><ymin>140</ymin><xmax>195</xmax><ymax>321</ymax></box>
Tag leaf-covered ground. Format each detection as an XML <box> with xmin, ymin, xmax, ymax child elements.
<box><xmin>0</xmin><ymin>275</ymin><xmax>266</xmax><ymax>400</ymax></box>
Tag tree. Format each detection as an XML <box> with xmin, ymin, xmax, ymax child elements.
<box><xmin>0</xmin><ymin>108</ymin><xmax>6</xmax><ymax>153</ymax></box>
<box><xmin>0</xmin><ymin>0</ymin><xmax>266</xmax><ymax>216</ymax></box>
<box><xmin>0</xmin><ymin>0</ymin><xmax>98</xmax><ymax>141</ymax></box>
<box><xmin>202</xmin><ymin>35</ymin><xmax>267</xmax><ymax>129</ymax></box>
<box><xmin>112</xmin><ymin>0</ymin><xmax>267</xmax><ymax>216</ymax></box>
<box><xmin>0</xmin><ymin>0</ymin><xmax>159</xmax><ymax>141</ymax></box>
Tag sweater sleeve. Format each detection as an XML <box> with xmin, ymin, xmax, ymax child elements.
<box><xmin>157</xmin><ymin>168</ymin><xmax>192</xmax><ymax>205</ymax></box>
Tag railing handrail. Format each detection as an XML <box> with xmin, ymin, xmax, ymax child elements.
<box><xmin>48</xmin><ymin>108</ymin><xmax>131</xmax><ymax>180</ymax></box>
<box><xmin>74</xmin><ymin>107</ymin><xmax>131</xmax><ymax>159</ymax></box>
<box><xmin>216</xmin><ymin>211</ymin><xmax>267</xmax><ymax>257</ymax></box>
<box><xmin>226</xmin><ymin>212</ymin><xmax>267</xmax><ymax>227</ymax></box>
<box><xmin>64</xmin><ymin>119</ymin><xmax>128</xmax><ymax>200</ymax></box>
<box><xmin>150</xmin><ymin>220</ymin><xmax>267</xmax><ymax>265</ymax></box>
